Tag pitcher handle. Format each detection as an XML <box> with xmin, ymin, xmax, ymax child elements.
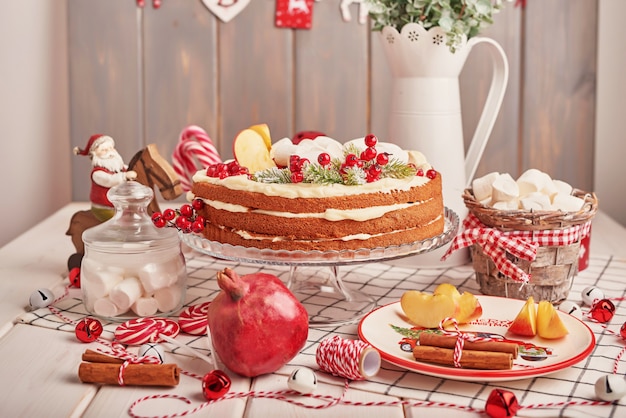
<box><xmin>464</xmin><ymin>37</ymin><xmax>509</xmax><ymax>187</ymax></box>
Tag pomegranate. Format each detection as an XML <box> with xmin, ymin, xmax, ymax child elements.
<box><xmin>207</xmin><ymin>268</ymin><xmax>309</xmax><ymax>377</ymax></box>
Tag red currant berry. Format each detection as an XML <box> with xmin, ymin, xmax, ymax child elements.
<box><xmin>376</xmin><ymin>153</ymin><xmax>389</xmax><ymax>166</ymax></box>
<box><xmin>151</xmin><ymin>212</ymin><xmax>166</xmax><ymax>228</ymax></box>
<box><xmin>426</xmin><ymin>169</ymin><xmax>437</xmax><ymax>179</ymax></box>
<box><xmin>366</xmin><ymin>165</ymin><xmax>382</xmax><ymax>182</ymax></box>
<box><xmin>361</xmin><ymin>147</ymin><xmax>377</xmax><ymax>161</ymax></box>
<box><xmin>345</xmin><ymin>153</ymin><xmax>359</xmax><ymax>167</ymax></box>
<box><xmin>180</xmin><ymin>204</ymin><xmax>194</xmax><ymax>218</ymax></box>
<box><xmin>175</xmin><ymin>215</ymin><xmax>189</xmax><ymax>229</ymax></box>
<box><xmin>163</xmin><ymin>208</ymin><xmax>176</xmax><ymax>221</ymax></box>
<box><xmin>364</xmin><ymin>134</ymin><xmax>378</xmax><ymax>147</ymax></box>
<box><xmin>318</xmin><ymin>153</ymin><xmax>331</xmax><ymax>166</ymax></box>
<box><xmin>192</xmin><ymin>199</ymin><xmax>205</xmax><ymax>211</ymax></box>
<box><xmin>238</xmin><ymin>166</ymin><xmax>249</xmax><ymax>176</ymax></box>
<box><xmin>191</xmin><ymin>219</ymin><xmax>204</xmax><ymax>233</ymax></box>
<box><xmin>416</xmin><ymin>168</ymin><xmax>424</xmax><ymax>176</ymax></box>
<box><xmin>291</xmin><ymin>171</ymin><xmax>304</xmax><ymax>183</ymax></box>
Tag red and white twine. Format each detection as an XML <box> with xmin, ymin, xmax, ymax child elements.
<box><xmin>443</xmin><ymin>213</ymin><xmax>592</xmax><ymax>283</ymax></box>
<box><xmin>172</xmin><ymin>125</ymin><xmax>221</xmax><ymax>191</ymax></box>
<box><xmin>315</xmin><ymin>335</ymin><xmax>375</xmax><ymax>380</ymax></box>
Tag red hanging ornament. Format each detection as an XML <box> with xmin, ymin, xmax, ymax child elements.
<box><xmin>275</xmin><ymin>0</ymin><xmax>315</xmax><ymax>29</ymax></box>
<box><xmin>590</xmin><ymin>299</ymin><xmax>616</xmax><ymax>323</ymax></box>
<box><xmin>485</xmin><ymin>389</ymin><xmax>520</xmax><ymax>418</ymax></box>
<box><xmin>620</xmin><ymin>322</ymin><xmax>626</xmax><ymax>339</ymax></box>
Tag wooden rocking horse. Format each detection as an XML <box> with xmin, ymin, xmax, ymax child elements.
<box><xmin>66</xmin><ymin>144</ymin><xmax>184</xmax><ymax>256</ymax></box>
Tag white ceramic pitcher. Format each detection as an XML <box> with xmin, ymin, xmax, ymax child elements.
<box><xmin>380</xmin><ymin>23</ymin><xmax>509</xmax><ymax>267</ymax></box>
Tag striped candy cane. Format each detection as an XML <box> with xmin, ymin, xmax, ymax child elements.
<box><xmin>172</xmin><ymin>125</ymin><xmax>221</xmax><ymax>191</ymax></box>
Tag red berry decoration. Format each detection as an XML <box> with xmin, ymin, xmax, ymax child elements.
<box><xmin>317</xmin><ymin>152</ymin><xmax>331</xmax><ymax>166</ymax></box>
<box><xmin>426</xmin><ymin>169</ymin><xmax>437</xmax><ymax>179</ymax></box>
<box><xmin>345</xmin><ymin>153</ymin><xmax>359</xmax><ymax>167</ymax></box>
<box><xmin>364</xmin><ymin>134</ymin><xmax>378</xmax><ymax>147</ymax></box>
<box><xmin>485</xmin><ymin>389</ymin><xmax>520</xmax><ymax>418</ymax></box>
<box><xmin>179</xmin><ymin>204</ymin><xmax>194</xmax><ymax>218</ymax></box>
<box><xmin>75</xmin><ymin>317</ymin><xmax>104</xmax><ymax>343</ymax></box>
<box><xmin>192</xmin><ymin>199</ymin><xmax>205</xmax><ymax>211</ymax></box>
<box><xmin>151</xmin><ymin>212</ymin><xmax>166</xmax><ymax>228</ymax></box>
<box><xmin>202</xmin><ymin>370</ymin><xmax>231</xmax><ymax>401</ymax></box>
<box><xmin>590</xmin><ymin>299</ymin><xmax>616</xmax><ymax>323</ymax></box>
<box><xmin>360</xmin><ymin>146</ymin><xmax>377</xmax><ymax>161</ymax></box>
<box><xmin>376</xmin><ymin>152</ymin><xmax>389</xmax><ymax>166</ymax></box>
<box><xmin>291</xmin><ymin>171</ymin><xmax>304</xmax><ymax>183</ymax></box>
<box><xmin>416</xmin><ymin>168</ymin><xmax>424</xmax><ymax>176</ymax></box>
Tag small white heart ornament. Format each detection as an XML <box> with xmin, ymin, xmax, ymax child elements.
<box><xmin>201</xmin><ymin>0</ymin><xmax>251</xmax><ymax>23</ymax></box>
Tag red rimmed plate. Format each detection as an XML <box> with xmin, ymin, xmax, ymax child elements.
<box><xmin>358</xmin><ymin>295</ymin><xmax>595</xmax><ymax>382</ymax></box>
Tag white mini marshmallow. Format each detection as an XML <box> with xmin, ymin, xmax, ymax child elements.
<box><xmin>552</xmin><ymin>193</ymin><xmax>585</xmax><ymax>212</ymax></box>
<box><xmin>131</xmin><ymin>296</ymin><xmax>159</xmax><ymax>317</ymax></box>
<box><xmin>138</xmin><ymin>258</ymin><xmax>181</xmax><ymax>293</ymax></box>
<box><xmin>93</xmin><ymin>297</ymin><xmax>121</xmax><ymax>317</ymax></box>
<box><xmin>472</xmin><ymin>171</ymin><xmax>500</xmax><ymax>202</ymax></box>
<box><xmin>492</xmin><ymin>199</ymin><xmax>519</xmax><ymax>210</ymax></box>
<box><xmin>154</xmin><ymin>285</ymin><xmax>183</xmax><ymax>313</ymax></box>
<box><xmin>520</xmin><ymin>192</ymin><xmax>552</xmax><ymax>211</ymax></box>
<box><xmin>516</xmin><ymin>168</ymin><xmax>549</xmax><ymax>197</ymax></box>
<box><xmin>552</xmin><ymin>179</ymin><xmax>573</xmax><ymax>195</ymax></box>
<box><xmin>81</xmin><ymin>266</ymin><xmax>124</xmax><ymax>299</ymax></box>
<box><xmin>491</xmin><ymin>173</ymin><xmax>519</xmax><ymax>202</ymax></box>
<box><xmin>109</xmin><ymin>276</ymin><xmax>143</xmax><ymax>312</ymax></box>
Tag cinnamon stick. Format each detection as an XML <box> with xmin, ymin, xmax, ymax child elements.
<box><xmin>412</xmin><ymin>345</ymin><xmax>513</xmax><ymax>370</ymax></box>
<box><xmin>78</xmin><ymin>362</ymin><xmax>180</xmax><ymax>386</ymax></box>
<box><xmin>419</xmin><ymin>333</ymin><xmax>519</xmax><ymax>359</ymax></box>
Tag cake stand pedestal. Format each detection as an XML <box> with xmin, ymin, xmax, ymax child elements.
<box><xmin>182</xmin><ymin>207</ymin><xmax>459</xmax><ymax>327</ymax></box>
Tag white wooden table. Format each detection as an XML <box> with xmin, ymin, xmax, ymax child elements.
<box><xmin>1</xmin><ymin>203</ymin><xmax>625</xmax><ymax>417</ymax></box>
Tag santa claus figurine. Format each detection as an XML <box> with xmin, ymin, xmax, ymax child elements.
<box><xmin>74</xmin><ymin>134</ymin><xmax>137</xmax><ymax>221</ymax></box>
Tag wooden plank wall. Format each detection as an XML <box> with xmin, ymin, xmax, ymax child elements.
<box><xmin>69</xmin><ymin>0</ymin><xmax>597</xmax><ymax>203</ymax></box>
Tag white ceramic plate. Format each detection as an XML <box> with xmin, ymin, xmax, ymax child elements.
<box><xmin>358</xmin><ymin>296</ymin><xmax>595</xmax><ymax>382</ymax></box>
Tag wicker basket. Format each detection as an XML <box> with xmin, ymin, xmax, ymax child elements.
<box><xmin>463</xmin><ymin>188</ymin><xmax>598</xmax><ymax>304</ymax></box>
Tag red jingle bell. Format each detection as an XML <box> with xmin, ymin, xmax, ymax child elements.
<box><xmin>68</xmin><ymin>267</ymin><xmax>81</xmax><ymax>288</ymax></box>
<box><xmin>620</xmin><ymin>322</ymin><xmax>626</xmax><ymax>340</ymax></box>
<box><xmin>485</xmin><ymin>389</ymin><xmax>520</xmax><ymax>418</ymax></box>
<box><xmin>75</xmin><ymin>317</ymin><xmax>104</xmax><ymax>343</ymax></box>
<box><xmin>202</xmin><ymin>370</ymin><xmax>231</xmax><ymax>401</ymax></box>
<box><xmin>590</xmin><ymin>299</ymin><xmax>616</xmax><ymax>323</ymax></box>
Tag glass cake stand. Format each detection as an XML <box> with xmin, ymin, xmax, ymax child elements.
<box><xmin>181</xmin><ymin>207</ymin><xmax>459</xmax><ymax>327</ymax></box>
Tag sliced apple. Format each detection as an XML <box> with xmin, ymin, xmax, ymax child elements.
<box><xmin>249</xmin><ymin>123</ymin><xmax>272</xmax><ymax>150</ymax></box>
<box><xmin>433</xmin><ymin>283</ymin><xmax>482</xmax><ymax>324</ymax></box>
<box><xmin>537</xmin><ymin>300</ymin><xmax>569</xmax><ymax>339</ymax></box>
<box><xmin>508</xmin><ymin>296</ymin><xmax>537</xmax><ymax>337</ymax></box>
<box><xmin>400</xmin><ymin>290</ymin><xmax>458</xmax><ymax>329</ymax></box>
<box><xmin>232</xmin><ymin>128</ymin><xmax>277</xmax><ymax>174</ymax></box>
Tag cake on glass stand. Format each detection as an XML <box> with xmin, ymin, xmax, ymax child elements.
<box><xmin>182</xmin><ymin>207</ymin><xmax>459</xmax><ymax>327</ymax></box>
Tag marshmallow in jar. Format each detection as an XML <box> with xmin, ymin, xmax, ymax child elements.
<box><xmin>81</xmin><ymin>181</ymin><xmax>187</xmax><ymax>319</ymax></box>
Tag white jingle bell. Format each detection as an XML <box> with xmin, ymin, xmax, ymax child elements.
<box><xmin>287</xmin><ymin>367</ymin><xmax>318</xmax><ymax>394</ymax></box>
<box><xmin>29</xmin><ymin>288</ymin><xmax>55</xmax><ymax>309</ymax></box>
<box><xmin>581</xmin><ymin>286</ymin><xmax>605</xmax><ymax>306</ymax></box>
<box><xmin>595</xmin><ymin>374</ymin><xmax>626</xmax><ymax>401</ymax></box>
<box><xmin>138</xmin><ymin>343</ymin><xmax>165</xmax><ymax>364</ymax></box>
<box><xmin>558</xmin><ymin>301</ymin><xmax>583</xmax><ymax>320</ymax></box>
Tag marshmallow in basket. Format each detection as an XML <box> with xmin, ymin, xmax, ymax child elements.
<box><xmin>472</xmin><ymin>169</ymin><xmax>585</xmax><ymax>212</ymax></box>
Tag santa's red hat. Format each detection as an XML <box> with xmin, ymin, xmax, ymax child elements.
<box><xmin>73</xmin><ymin>134</ymin><xmax>114</xmax><ymax>156</ymax></box>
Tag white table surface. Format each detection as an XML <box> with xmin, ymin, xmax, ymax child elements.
<box><xmin>0</xmin><ymin>202</ymin><xmax>625</xmax><ymax>418</ymax></box>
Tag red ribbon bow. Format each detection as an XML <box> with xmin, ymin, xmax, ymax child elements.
<box><xmin>443</xmin><ymin>213</ymin><xmax>591</xmax><ymax>284</ymax></box>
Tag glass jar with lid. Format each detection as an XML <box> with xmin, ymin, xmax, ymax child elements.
<box><xmin>81</xmin><ymin>181</ymin><xmax>186</xmax><ymax>319</ymax></box>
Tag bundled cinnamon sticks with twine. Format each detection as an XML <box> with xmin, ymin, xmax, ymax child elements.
<box><xmin>413</xmin><ymin>333</ymin><xmax>518</xmax><ymax>370</ymax></box>
<box><xmin>78</xmin><ymin>349</ymin><xmax>180</xmax><ymax>386</ymax></box>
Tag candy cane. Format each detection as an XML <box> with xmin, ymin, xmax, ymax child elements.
<box><xmin>172</xmin><ymin>125</ymin><xmax>221</xmax><ymax>191</ymax></box>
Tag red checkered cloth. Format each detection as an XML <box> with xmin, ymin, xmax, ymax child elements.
<box><xmin>442</xmin><ymin>213</ymin><xmax>592</xmax><ymax>283</ymax></box>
